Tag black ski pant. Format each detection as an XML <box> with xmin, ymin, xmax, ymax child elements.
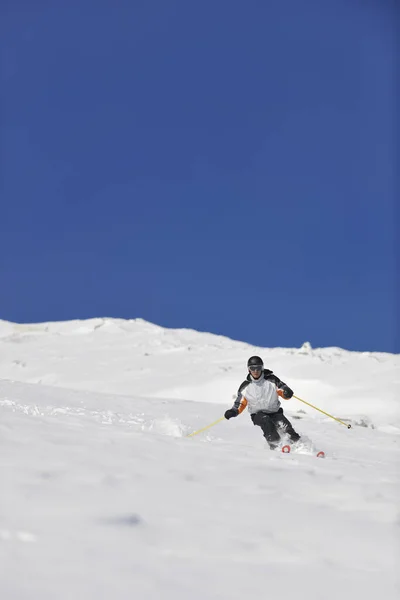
<box><xmin>251</xmin><ymin>408</ymin><xmax>300</xmax><ymax>449</ymax></box>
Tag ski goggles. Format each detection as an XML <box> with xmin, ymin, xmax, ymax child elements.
<box><xmin>248</xmin><ymin>365</ymin><xmax>263</xmax><ymax>372</ymax></box>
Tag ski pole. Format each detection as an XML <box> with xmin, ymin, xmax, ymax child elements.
<box><xmin>187</xmin><ymin>416</ymin><xmax>225</xmax><ymax>438</ymax></box>
<box><xmin>293</xmin><ymin>395</ymin><xmax>351</xmax><ymax>428</ymax></box>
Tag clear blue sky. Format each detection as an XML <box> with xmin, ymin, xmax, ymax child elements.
<box><xmin>1</xmin><ymin>1</ymin><xmax>398</xmax><ymax>353</ymax></box>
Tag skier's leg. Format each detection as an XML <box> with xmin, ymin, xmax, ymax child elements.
<box><xmin>271</xmin><ymin>408</ymin><xmax>300</xmax><ymax>443</ymax></box>
<box><xmin>251</xmin><ymin>412</ymin><xmax>281</xmax><ymax>449</ymax></box>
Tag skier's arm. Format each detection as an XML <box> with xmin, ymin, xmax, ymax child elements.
<box><xmin>266</xmin><ymin>373</ymin><xmax>294</xmax><ymax>399</ymax></box>
<box><xmin>224</xmin><ymin>392</ymin><xmax>247</xmax><ymax>419</ymax></box>
<box><xmin>277</xmin><ymin>386</ymin><xmax>293</xmax><ymax>399</ymax></box>
<box><xmin>225</xmin><ymin>382</ymin><xmax>249</xmax><ymax>419</ymax></box>
<box><xmin>234</xmin><ymin>391</ymin><xmax>248</xmax><ymax>414</ymax></box>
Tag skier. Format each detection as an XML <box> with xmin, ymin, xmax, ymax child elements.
<box><xmin>224</xmin><ymin>356</ymin><xmax>301</xmax><ymax>450</ymax></box>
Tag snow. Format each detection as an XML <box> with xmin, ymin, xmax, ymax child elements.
<box><xmin>0</xmin><ymin>317</ymin><xmax>399</xmax><ymax>600</ymax></box>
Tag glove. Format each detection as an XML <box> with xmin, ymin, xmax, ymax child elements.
<box><xmin>224</xmin><ymin>408</ymin><xmax>239</xmax><ymax>420</ymax></box>
<box><xmin>278</xmin><ymin>385</ymin><xmax>293</xmax><ymax>399</ymax></box>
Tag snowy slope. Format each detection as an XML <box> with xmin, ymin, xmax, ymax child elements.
<box><xmin>1</xmin><ymin>318</ymin><xmax>399</xmax><ymax>600</ymax></box>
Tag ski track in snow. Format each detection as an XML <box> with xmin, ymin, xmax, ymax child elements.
<box><xmin>0</xmin><ymin>318</ymin><xmax>399</xmax><ymax>600</ymax></box>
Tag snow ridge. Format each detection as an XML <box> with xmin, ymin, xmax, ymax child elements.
<box><xmin>1</xmin><ymin>318</ymin><xmax>399</xmax><ymax>600</ymax></box>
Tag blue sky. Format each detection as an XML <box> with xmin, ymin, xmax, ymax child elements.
<box><xmin>1</xmin><ymin>1</ymin><xmax>397</xmax><ymax>353</ymax></box>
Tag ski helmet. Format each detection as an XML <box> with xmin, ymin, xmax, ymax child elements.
<box><xmin>247</xmin><ymin>356</ymin><xmax>264</xmax><ymax>370</ymax></box>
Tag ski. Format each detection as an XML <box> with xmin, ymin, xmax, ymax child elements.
<box><xmin>281</xmin><ymin>444</ymin><xmax>325</xmax><ymax>458</ymax></box>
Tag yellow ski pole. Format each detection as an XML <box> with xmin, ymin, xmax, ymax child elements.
<box><xmin>293</xmin><ymin>395</ymin><xmax>351</xmax><ymax>428</ymax></box>
<box><xmin>187</xmin><ymin>416</ymin><xmax>225</xmax><ymax>438</ymax></box>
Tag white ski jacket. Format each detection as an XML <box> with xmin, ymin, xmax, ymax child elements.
<box><xmin>232</xmin><ymin>369</ymin><xmax>288</xmax><ymax>415</ymax></box>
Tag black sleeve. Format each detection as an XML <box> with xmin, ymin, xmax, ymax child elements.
<box><xmin>264</xmin><ymin>371</ymin><xmax>286</xmax><ymax>388</ymax></box>
<box><xmin>238</xmin><ymin>380</ymin><xmax>250</xmax><ymax>394</ymax></box>
<box><xmin>232</xmin><ymin>380</ymin><xmax>250</xmax><ymax>410</ymax></box>
<box><xmin>265</xmin><ymin>372</ymin><xmax>293</xmax><ymax>398</ymax></box>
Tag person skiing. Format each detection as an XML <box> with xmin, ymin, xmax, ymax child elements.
<box><xmin>224</xmin><ymin>356</ymin><xmax>301</xmax><ymax>450</ymax></box>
